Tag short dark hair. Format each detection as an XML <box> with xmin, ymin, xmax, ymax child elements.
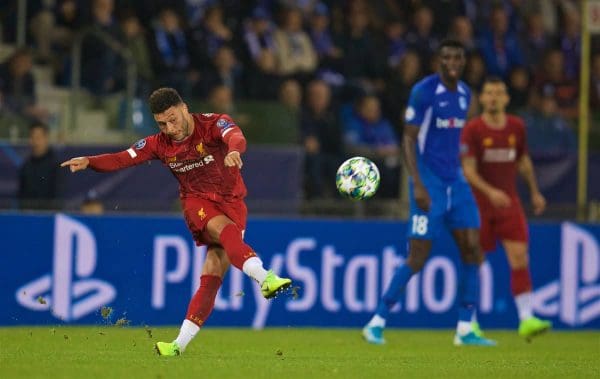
<box><xmin>438</xmin><ymin>39</ymin><xmax>465</xmax><ymax>52</ymax></box>
<box><xmin>29</xmin><ymin>122</ymin><xmax>49</xmax><ymax>134</ymax></box>
<box><xmin>148</xmin><ymin>87</ymin><xmax>183</xmax><ymax>114</ymax></box>
<box><xmin>482</xmin><ymin>76</ymin><xmax>506</xmax><ymax>86</ymax></box>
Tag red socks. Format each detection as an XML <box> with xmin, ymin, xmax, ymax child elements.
<box><xmin>510</xmin><ymin>268</ymin><xmax>532</xmax><ymax>296</ymax></box>
<box><xmin>218</xmin><ymin>223</ymin><xmax>257</xmax><ymax>270</ymax></box>
<box><xmin>186</xmin><ymin>275</ymin><xmax>222</xmax><ymax>327</ymax></box>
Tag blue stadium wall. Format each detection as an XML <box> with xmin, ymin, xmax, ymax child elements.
<box><xmin>1</xmin><ymin>213</ymin><xmax>599</xmax><ymax>329</ymax></box>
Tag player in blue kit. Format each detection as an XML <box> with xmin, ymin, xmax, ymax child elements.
<box><xmin>363</xmin><ymin>40</ymin><xmax>496</xmax><ymax>346</ymax></box>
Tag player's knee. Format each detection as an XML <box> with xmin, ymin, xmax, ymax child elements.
<box><xmin>461</xmin><ymin>243</ymin><xmax>482</xmax><ymax>264</ymax></box>
<box><xmin>203</xmin><ymin>245</ymin><xmax>227</xmax><ymax>277</ymax></box>
<box><xmin>406</xmin><ymin>244</ymin><xmax>430</xmax><ymax>272</ymax></box>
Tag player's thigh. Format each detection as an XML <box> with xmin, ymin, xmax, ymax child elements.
<box><xmin>407</xmin><ymin>180</ymin><xmax>445</xmax><ymax>240</ymax></box>
<box><xmin>205</xmin><ymin>200</ymin><xmax>249</xmax><ymax>241</ymax></box>
<box><xmin>182</xmin><ymin>197</ymin><xmax>223</xmax><ymax>245</ymax></box>
<box><xmin>495</xmin><ymin>201</ymin><xmax>528</xmax><ymax>244</ymax></box>
<box><xmin>478</xmin><ymin>206</ymin><xmax>499</xmax><ymax>253</ymax></box>
<box><xmin>446</xmin><ymin>179</ymin><xmax>481</xmax><ymax>231</ymax></box>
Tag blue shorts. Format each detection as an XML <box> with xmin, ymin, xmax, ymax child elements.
<box><xmin>408</xmin><ymin>166</ymin><xmax>480</xmax><ymax>240</ymax></box>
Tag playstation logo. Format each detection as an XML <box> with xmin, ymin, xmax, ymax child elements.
<box><xmin>15</xmin><ymin>214</ymin><xmax>116</xmax><ymax>321</ymax></box>
<box><xmin>533</xmin><ymin>222</ymin><xmax>600</xmax><ymax>326</ymax></box>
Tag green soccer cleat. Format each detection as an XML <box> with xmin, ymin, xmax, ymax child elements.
<box><xmin>362</xmin><ymin>325</ymin><xmax>386</xmax><ymax>345</ymax></box>
<box><xmin>454</xmin><ymin>332</ymin><xmax>497</xmax><ymax>346</ymax></box>
<box><xmin>471</xmin><ymin>321</ymin><xmax>485</xmax><ymax>338</ymax></box>
<box><xmin>261</xmin><ymin>270</ymin><xmax>292</xmax><ymax>299</ymax></box>
<box><xmin>154</xmin><ymin>341</ymin><xmax>180</xmax><ymax>356</ymax></box>
<box><xmin>518</xmin><ymin>316</ymin><xmax>552</xmax><ymax>340</ymax></box>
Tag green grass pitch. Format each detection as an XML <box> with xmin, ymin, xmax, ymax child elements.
<box><xmin>1</xmin><ymin>327</ymin><xmax>598</xmax><ymax>378</ymax></box>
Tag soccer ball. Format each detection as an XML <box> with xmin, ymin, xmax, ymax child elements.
<box><xmin>336</xmin><ymin>157</ymin><xmax>380</xmax><ymax>200</ymax></box>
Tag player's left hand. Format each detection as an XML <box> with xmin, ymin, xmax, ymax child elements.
<box><xmin>531</xmin><ymin>191</ymin><xmax>546</xmax><ymax>215</ymax></box>
<box><xmin>224</xmin><ymin>151</ymin><xmax>243</xmax><ymax>169</ymax></box>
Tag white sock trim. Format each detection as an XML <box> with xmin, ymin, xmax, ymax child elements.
<box><xmin>174</xmin><ymin>319</ymin><xmax>200</xmax><ymax>352</ymax></box>
<box><xmin>368</xmin><ymin>314</ymin><xmax>386</xmax><ymax>328</ymax></box>
<box><xmin>514</xmin><ymin>292</ymin><xmax>533</xmax><ymax>321</ymax></box>
<box><xmin>242</xmin><ymin>256</ymin><xmax>267</xmax><ymax>284</ymax></box>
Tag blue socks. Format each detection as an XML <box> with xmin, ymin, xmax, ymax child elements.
<box><xmin>375</xmin><ymin>264</ymin><xmax>415</xmax><ymax>319</ymax></box>
<box><xmin>458</xmin><ymin>263</ymin><xmax>479</xmax><ymax>322</ymax></box>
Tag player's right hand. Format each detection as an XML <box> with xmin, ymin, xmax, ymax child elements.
<box><xmin>488</xmin><ymin>188</ymin><xmax>511</xmax><ymax>208</ymax></box>
<box><xmin>60</xmin><ymin>157</ymin><xmax>90</xmax><ymax>172</ymax></box>
<box><xmin>414</xmin><ymin>183</ymin><xmax>431</xmax><ymax>212</ymax></box>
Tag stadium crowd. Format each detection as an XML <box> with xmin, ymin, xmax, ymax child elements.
<box><xmin>0</xmin><ymin>0</ymin><xmax>598</xmax><ymax>202</ymax></box>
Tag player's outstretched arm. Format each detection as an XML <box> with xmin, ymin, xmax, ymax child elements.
<box><xmin>224</xmin><ymin>151</ymin><xmax>243</xmax><ymax>169</ymax></box>
<box><xmin>60</xmin><ymin>157</ymin><xmax>90</xmax><ymax>173</ymax></box>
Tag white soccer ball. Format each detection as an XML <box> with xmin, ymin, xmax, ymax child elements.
<box><xmin>335</xmin><ymin>156</ymin><xmax>381</xmax><ymax>200</ymax></box>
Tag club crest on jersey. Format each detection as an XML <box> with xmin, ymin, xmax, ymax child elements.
<box><xmin>166</xmin><ymin>156</ymin><xmax>177</xmax><ymax>163</ymax></box>
<box><xmin>483</xmin><ymin>137</ymin><xmax>493</xmax><ymax>147</ymax></box>
<box><xmin>508</xmin><ymin>134</ymin><xmax>516</xmax><ymax>146</ymax></box>
<box><xmin>216</xmin><ymin>118</ymin><xmax>234</xmax><ymax>131</ymax></box>
<box><xmin>134</xmin><ymin>139</ymin><xmax>146</xmax><ymax>150</ymax></box>
<box><xmin>196</xmin><ymin>143</ymin><xmax>206</xmax><ymax>156</ymax></box>
<box><xmin>405</xmin><ymin>106</ymin><xmax>415</xmax><ymax>121</ymax></box>
<box><xmin>459</xmin><ymin>97</ymin><xmax>467</xmax><ymax>110</ymax></box>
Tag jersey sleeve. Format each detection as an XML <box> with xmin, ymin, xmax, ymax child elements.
<box><xmin>460</xmin><ymin>120</ymin><xmax>478</xmax><ymax>158</ymax></box>
<box><xmin>88</xmin><ymin>135</ymin><xmax>159</xmax><ymax>172</ymax></box>
<box><xmin>212</xmin><ymin>114</ymin><xmax>247</xmax><ymax>153</ymax></box>
<box><xmin>404</xmin><ymin>83</ymin><xmax>428</xmax><ymax>127</ymax></box>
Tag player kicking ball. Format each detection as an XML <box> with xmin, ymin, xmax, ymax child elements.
<box><xmin>461</xmin><ymin>77</ymin><xmax>552</xmax><ymax>340</ymax></box>
<box><xmin>61</xmin><ymin>88</ymin><xmax>292</xmax><ymax>356</ymax></box>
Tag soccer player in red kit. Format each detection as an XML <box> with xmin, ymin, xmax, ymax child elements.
<box><xmin>460</xmin><ymin>77</ymin><xmax>552</xmax><ymax>339</ymax></box>
<box><xmin>61</xmin><ymin>88</ymin><xmax>292</xmax><ymax>356</ymax></box>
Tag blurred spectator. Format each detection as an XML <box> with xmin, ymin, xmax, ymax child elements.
<box><xmin>385</xmin><ymin>18</ymin><xmax>407</xmax><ymax>68</ymax></box>
<box><xmin>29</xmin><ymin>0</ymin><xmax>82</xmax><ymax>65</ymax></box>
<box><xmin>119</xmin><ymin>11</ymin><xmax>155</xmax><ymax>98</ymax></box>
<box><xmin>207</xmin><ymin>84</ymin><xmax>249</xmax><ymax>127</ymax></box>
<box><xmin>383</xmin><ymin>50</ymin><xmax>421</xmax><ymax>135</ymax></box>
<box><xmin>405</xmin><ymin>6</ymin><xmax>439</xmax><ymax>65</ymax></box>
<box><xmin>202</xmin><ymin>45</ymin><xmax>243</xmax><ymax>99</ymax></box>
<box><xmin>477</xmin><ymin>5</ymin><xmax>523</xmax><ymax>79</ymax></box>
<box><xmin>0</xmin><ymin>48</ymin><xmax>49</xmax><ymax>124</ymax></box>
<box><xmin>273</xmin><ymin>7</ymin><xmax>317</xmax><ymax>82</ymax></box>
<box><xmin>80</xmin><ymin>189</ymin><xmax>104</xmax><ymax>214</ymax></box>
<box><xmin>449</xmin><ymin>16</ymin><xmax>476</xmax><ymax>54</ymax></box>
<box><xmin>189</xmin><ymin>4</ymin><xmax>234</xmax><ymax>67</ymax></box>
<box><xmin>342</xmin><ymin>95</ymin><xmax>400</xmax><ymax>198</ymax></box>
<box><xmin>336</xmin><ymin>6</ymin><xmax>386</xmax><ymax>91</ymax></box>
<box><xmin>558</xmin><ymin>5</ymin><xmax>581</xmax><ymax>80</ymax></box>
<box><xmin>81</xmin><ymin>0</ymin><xmax>124</xmax><ymax>96</ymax></box>
<box><xmin>279</xmin><ymin>78</ymin><xmax>303</xmax><ymax>114</ymax></box>
<box><xmin>18</xmin><ymin>122</ymin><xmax>61</xmax><ymax>210</ymax></box>
<box><xmin>242</xmin><ymin>7</ymin><xmax>280</xmax><ymax>99</ymax></box>
<box><xmin>507</xmin><ymin>66</ymin><xmax>531</xmax><ymax>113</ymax></box>
<box><xmin>534</xmin><ymin>49</ymin><xmax>578</xmax><ymax>119</ymax></box>
<box><xmin>520</xmin><ymin>91</ymin><xmax>576</xmax><ymax>155</ymax></box>
<box><xmin>463</xmin><ymin>52</ymin><xmax>486</xmax><ymax>92</ymax></box>
<box><xmin>149</xmin><ymin>7</ymin><xmax>199</xmax><ymax>98</ymax></box>
<box><xmin>308</xmin><ymin>3</ymin><xmax>342</xmax><ymax>71</ymax></box>
<box><xmin>521</xmin><ymin>13</ymin><xmax>551</xmax><ymax>72</ymax></box>
<box><xmin>300</xmin><ymin>79</ymin><xmax>343</xmax><ymax>199</ymax></box>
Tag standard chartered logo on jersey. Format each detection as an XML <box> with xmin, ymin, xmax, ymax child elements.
<box><xmin>15</xmin><ymin>214</ymin><xmax>116</xmax><ymax>321</ymax></box>
<box><xmin>533</xmin><ymin>222</ymin><xmax>600</xmax><ymax>326</ymax></box>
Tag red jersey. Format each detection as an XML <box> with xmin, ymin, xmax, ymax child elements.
<box><xmin>460</xmin><ymin>114</ymin><xmax>527</xmax><ymax>205</ymax></box>
<box><xmin>87</xmin><ymin>113</ymin><xmax>247</xmax><ymax>202</ymax></box>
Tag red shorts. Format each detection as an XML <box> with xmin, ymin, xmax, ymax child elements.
<box><xmin>478</xmin><ymin>198</ymin><xmax>528</xmax><ymax>253</ymax></box>
<box><xmin>181</xmin><ymin>197</ymin><xmax>247</xmax><ymax>246</ymax></box>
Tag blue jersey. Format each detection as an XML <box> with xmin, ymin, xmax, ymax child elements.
<box><xmin>404</xmin><ymin>74</ymin><xmax>471</xmax><ymax>182</ymax></box>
